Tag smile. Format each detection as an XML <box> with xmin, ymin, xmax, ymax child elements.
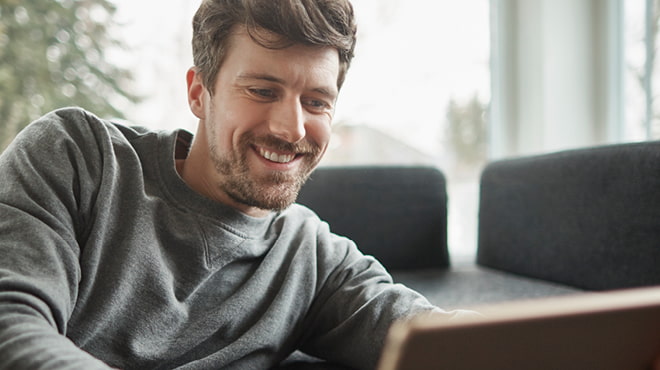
<box><xmin>257</xmin><ymin>147</ymin><xmax>296</xmax><ymax>164</ymax></box>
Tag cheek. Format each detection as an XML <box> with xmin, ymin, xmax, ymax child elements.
<box><xmin>306</xmin><ymin>118</ymin><xmax>332</xmax><ymax>149</ymax></box>
<box><xmin>208</xmin><ymin>99</ymin><xmax>263</xmax><ymax>147</ymax></box>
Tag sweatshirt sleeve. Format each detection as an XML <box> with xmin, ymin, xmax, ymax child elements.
<box><xmin>299</xmin><ymin>224</ymin><xmax>464</xmax><ymax>370</ymax></box>
<box><xmin>0</xmin><ymin>109</ymin><xmax>114</xmax><ymax>369</ymax></box>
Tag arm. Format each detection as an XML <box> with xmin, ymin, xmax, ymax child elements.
<box><xmin>0</xmin><ymin>109</ymin><xmax>113</xmax><ymax>369</ymax></box>
<box><xmin>299</xmin><ymin>229</ymin><xmax>463</xmax><ymax>370</ymax></box>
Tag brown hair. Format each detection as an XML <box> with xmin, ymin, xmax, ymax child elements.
<box><xmin>192</xmin><ymin>0</ymin><xmax>357</xmax><ymax>94</ymax></box>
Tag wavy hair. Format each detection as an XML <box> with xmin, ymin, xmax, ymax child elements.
<box><xmin>192</xmin><ymin>0</ymin><xmax>357</xmax><ymax>94</ymax></box>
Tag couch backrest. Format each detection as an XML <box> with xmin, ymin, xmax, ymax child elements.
<box><xmin>297</xmin><ymin>166</ymin><xmax>450</xmax><ymax>271</ymax></box>
<box><xmin>477</xmin><ymin>141</ymin><xmax>660</xmax><ymax>290</ymax></box>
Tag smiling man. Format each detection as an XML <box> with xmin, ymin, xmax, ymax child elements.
<box><xmin>0</xmin><ymin>1</ymin><xmax>465</xmax><ymax>369</ymax></box>
<box><xmin>180</xmin><ymin>27</ymin><xmax>338</xmax><ymax>216</ymax></box>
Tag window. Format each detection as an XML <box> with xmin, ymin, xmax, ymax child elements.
<box><xmin>323</xmin><ymin>1</ymin><xmax>491</xmax><ymax>260</ymax></box>
<box><xmin>109</xmin><ymin>0</ymin><xmax>492</xmax><ymax>260</ymax></box>
<box><xmin>1</xmin><ymin>1</ymin><xmax>491</xmax><ymax>259</ymax></box>
<box><xmin>4</xmin><ymin>0</ymin><xmax>659</xmax><ymax>261</ymax></box>
<box><xmin>624</xmin><ymin>0</ymin><xmax>660</xmax><ymax>140</ymax></box>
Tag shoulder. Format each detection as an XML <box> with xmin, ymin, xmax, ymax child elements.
<box><xmin>10</xmin><ymin>107</ymin><xmax>133</xmax><ymax>148</ymax></box>
<box><xmin>7</xmin><ymin>107</ymin><xmax>156</xmax><ymax>161</ymax></box>
<box><xmin>285</xmin><ymin>203</ymin><xmax>323</xmax><ymax>222</ymax></box>
<box><xmin>275</xmin><ymin>203</ymin><xmax>352</xmax><ymax>249</ymax></box>
<box><xmin>279</xmin><ymin>203</ymin><xmax>336</xmax><ymax>241</ymax></box>
<box><xmin>26</xmin><ymin>107</ymin><xmax>116</xmax><ymax>135</ymax></box>
<box><xmin>278</xmin><ymin>203</ymin><xmax>377</xmax><ymax>270</ymax></box>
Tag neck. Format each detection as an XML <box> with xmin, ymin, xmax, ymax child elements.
<box><xmin>176</xmin><ymin>140</ymin><xmax>270</xmax><ymax>218</ymax></box>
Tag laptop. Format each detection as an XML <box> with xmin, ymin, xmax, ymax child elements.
<box><xmin>377</xmin><ymin>286</ymin><xmax>660</xmax><ymax>370</ymax></box>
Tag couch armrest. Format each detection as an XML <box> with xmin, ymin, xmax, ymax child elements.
<box><xmin>297</xmin><ymin>166</ymin><xmax>450</xmax><ymax>271</ymax></box>
<box><xmin>477</xmin><ymin>141</ymin><xmax>660</xmax><ymax>290</ymax></box>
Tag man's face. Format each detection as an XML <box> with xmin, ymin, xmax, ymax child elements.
<box><xmin>186</xmin><ymin>28</ymin><xmax>339</xmax><ymax>216</ymax></box>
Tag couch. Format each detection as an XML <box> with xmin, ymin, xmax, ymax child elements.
<box><xmin>283</xmin><ymin>140</ymin><xmax>660</xmax><ymax>368</ymax></box>
<box><xmin>297</xmin><ymin>140</ymin><xmax>660</xmax><ymax>308</ymax></box>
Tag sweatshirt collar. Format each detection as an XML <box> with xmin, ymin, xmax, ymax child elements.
<box><xmin>157</xmin><ymin>129</ymin><xmax>277</xmax><ymax>239</ymax></box>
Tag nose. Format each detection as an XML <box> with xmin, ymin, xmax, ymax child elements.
<box><xmin>268</xmin><ymin>98</ymin><xmax>306</xmax><ymax>143</ymax></box>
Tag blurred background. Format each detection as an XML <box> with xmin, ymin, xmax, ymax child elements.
<box><xmin>0</xmin><ymin>0</ymin><xmax>656</xmax><ymax>260</ymax></box>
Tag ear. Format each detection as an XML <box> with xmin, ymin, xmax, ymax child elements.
<box><xmin>187</xmin><ymin>67</ymin><xmax>207</xmax><ymax>119</ymax></box>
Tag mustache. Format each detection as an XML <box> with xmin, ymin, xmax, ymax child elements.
<box><xmin>246</xmin><ymin>134</ymin><xmax>322</xmax><ymax>156</ymax></box>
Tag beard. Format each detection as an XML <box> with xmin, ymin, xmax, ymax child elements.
<box><xmin>209</xmin><ymin>132</ymin><xmax>322</xmax><ymax>211</ymax></box>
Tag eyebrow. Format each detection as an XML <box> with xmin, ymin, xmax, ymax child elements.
<box><xmin>237</xmin><ymin>73</ymin><xmax>284</xmax><ymax>84</ymax></box>
<box><xmin>237</xmin><ymin>72</ymin><xmax>338</xmax><ymax>100</ymax></box>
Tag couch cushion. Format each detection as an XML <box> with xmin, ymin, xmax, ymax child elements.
<box><xmin>391</xmin><ymin>265</ymin><xmax>581</xmax><ymax>310</ymax></box>
<box><xmin>297</xmin><ymin>166</ymin><xmax>450</xmax><ymax>270</ymax></box>
<box><xmin>477</xmin><ymin>141</ymin><xmax>660</xmax><ymax>290</ymax></box>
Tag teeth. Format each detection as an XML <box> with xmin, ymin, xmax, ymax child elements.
<box><xmin>259</xmin><ymin>148</ymin><xmax>295</xmax><ymax>163</ymax></box>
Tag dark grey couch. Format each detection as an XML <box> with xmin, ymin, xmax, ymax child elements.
<box><xmin>476</xmin><ymin>141</ymin><xmax>660</xmax><ymax>291</ymax></box>
<box><xmin>297</xmin><ymin>140</ymin><xmax>660</xmax><ymax>310</ymax></box>
<box><xmin>283</xmin><ymin>140</ymin><xmax>660</xmax><ymax>368</ymax></box>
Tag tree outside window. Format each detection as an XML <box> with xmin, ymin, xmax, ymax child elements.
<box><xmin>0</xmin><ymin>1</ymin><xmax>137</xmax><ymax>150</ymax></box>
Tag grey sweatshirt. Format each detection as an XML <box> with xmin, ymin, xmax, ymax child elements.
<box><xmin>0</xmin><ymin>108</ymin><xmax>450</xmax><ymax>370</ymax></box>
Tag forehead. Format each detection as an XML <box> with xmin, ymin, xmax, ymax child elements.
<box><xmin>221</xmin><ymin>27</ymin><xmax>340</xmax><ymax>91</ymax></box>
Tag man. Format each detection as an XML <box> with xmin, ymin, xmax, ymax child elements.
<box><xmin>0</xmin><ymin>1</ymin><xmax>462</xmax><ymax>369</ymax></box>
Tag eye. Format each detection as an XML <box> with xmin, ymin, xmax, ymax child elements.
<box><xmin>248</xmin><ymin>88</ymin><xmax>277</xmax><ymax>99</ymax></box>
<box><xmin>303</xmin><ymin>97</ymin><xmax>332</xmax><ymax>112</ymax></box>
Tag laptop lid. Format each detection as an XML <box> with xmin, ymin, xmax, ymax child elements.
<box><xmin>378</xmin><ymin>286</ymin><xmax>660</xmax><ymax>370</ymax></box>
